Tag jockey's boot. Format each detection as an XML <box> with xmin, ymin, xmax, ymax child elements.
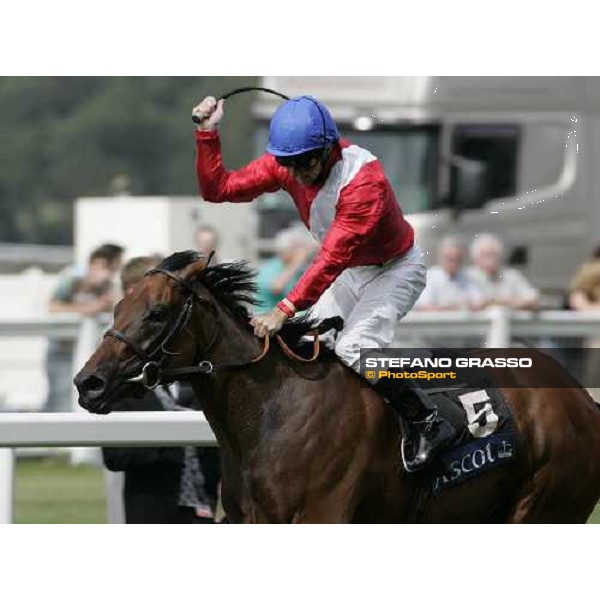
<box><xmin>372</xmin><ymin>375</ymin><xmax>456</xmax><ymax>473</ymax></box>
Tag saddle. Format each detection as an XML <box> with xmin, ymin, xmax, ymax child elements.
<box><xmin>403</xmin><ymin>350</ymin><xmax>520</xmax><ymax>493</ymax></box>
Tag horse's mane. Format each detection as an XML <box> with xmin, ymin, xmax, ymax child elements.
<box><xmin>155</xmin><ymin>251</ymin><xmax>337</xmax><ymax>350</ymax></box>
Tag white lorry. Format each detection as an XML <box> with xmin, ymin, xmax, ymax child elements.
<box><xmin>253</xmin><ymin>76</ymin><xmax>598</xmax><ymax>303</ymax></box>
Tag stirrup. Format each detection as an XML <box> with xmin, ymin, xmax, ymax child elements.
<box><xmin>401</xmin><ymin>435</ymin><xmax>421</xmax><ymax>474</ymax></box>
<box><xmin>397</xmin><ymin>414</ymin><xmax>424</xmax><ymax>474</ymax></box>
<box><xmin>411</xmin><ymin>409</ymin><xmax>439</xmax><ymax>429</ymax></box>
<box><xmin>400</xmin><ymin>410</ymin><xmax>454</xmax><ymax>474</ymax></box>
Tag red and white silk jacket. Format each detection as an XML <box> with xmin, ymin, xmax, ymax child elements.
<box><xmin>195</xmin><ymin>130</ymin><xmax>415</xmax><ymax>311</ymax></box>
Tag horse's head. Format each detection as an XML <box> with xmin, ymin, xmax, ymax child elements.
<box><xmin>74</xmin><ymin>251</ymin><xmax>217</xmax><ymax>414</ymax></box>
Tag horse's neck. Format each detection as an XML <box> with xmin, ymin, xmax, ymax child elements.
<box><xmin>191</xmin><ymin>304</ymin><xmax>283</xmax><ymax>458</ymax></box>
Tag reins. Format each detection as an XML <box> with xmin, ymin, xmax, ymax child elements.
<box><xmin>276</xmin><ymin>331</ymin><xmax>320</xmax><ymax>363</ymax></box>
<box><xmin>105</xmin><ymin>265</ymin><xmax>321</xmax><ymax>390</ymax></box>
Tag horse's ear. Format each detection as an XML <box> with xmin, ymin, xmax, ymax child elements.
<box><xmin>206</xmin><ymin>250</ymin><xmax>215</xmax><ymax>267</ymax></box>
<box><xmin>179</xmin><ymin>256</ymin><xmax>209</xmax><ymax>282</ymax></box>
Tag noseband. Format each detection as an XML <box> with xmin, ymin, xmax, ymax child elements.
<box><xmin>104</xmin><ymin>267</ymin><xmax>269</xmax><ymax>390</ymax></box>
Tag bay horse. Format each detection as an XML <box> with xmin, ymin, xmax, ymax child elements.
<box><xmin>75</xmin><ymin>252</ymin><xmax>600</xmax><ymax>523</ymax></box>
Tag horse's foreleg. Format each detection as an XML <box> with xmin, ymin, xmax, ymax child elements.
<box><xmin>290</xmin><ymin>502</ymin><xmax>353</xmax><ymax>524</ymax></box>
<box><xmin>286</xmin><ymin>479</ymin><xmax>363</xmax><ymax>524</ymax></box>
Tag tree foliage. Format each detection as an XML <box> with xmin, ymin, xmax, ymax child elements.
<box><xmin>0</xmin><ymin>76</ymin><xmax>258</xmax><ymax>244</ymax></box>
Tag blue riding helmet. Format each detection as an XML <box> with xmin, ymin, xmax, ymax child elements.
<box><xmin>267</xmin><ymin>95</ymin><xmax>340</xmax><ymax>157</ymax></box>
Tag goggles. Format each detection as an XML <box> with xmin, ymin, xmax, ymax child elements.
<box><xmin>275</xmin><ymin>149</ymin><xmax>323</xmax><ymax>171</ymax></box>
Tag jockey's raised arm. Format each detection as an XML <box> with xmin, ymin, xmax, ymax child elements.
<box><xmin>193</xmin><ymin>96</ymin><xmax>281</xmax><ymax>202</ymax></box>
<box><xmin>195</xmin><ymin>130</ymin><xmax>282</xmax><ymax>203</ymax></box>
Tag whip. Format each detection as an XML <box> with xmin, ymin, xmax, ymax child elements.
<box><xmin>192</xmin><ymin>86</ymin><xmax>289</xmax><ymax>125</ymax></box>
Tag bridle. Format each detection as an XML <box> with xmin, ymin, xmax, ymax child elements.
<box><xmin>104</xmin><ymin>267</ymin><xmax>270</xmax><ymax>390</ymax></box>
<box><xmin>103</xmin><ymin>265</ymin><xmax>322</xmax><ymax>391</ymax></box>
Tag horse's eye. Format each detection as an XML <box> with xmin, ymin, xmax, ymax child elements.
<box><xmin>147</xmin><ymin>305</ymin><xmax>168</xmax><ymax>322</ymax></box>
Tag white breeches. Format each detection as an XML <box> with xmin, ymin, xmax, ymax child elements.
<box><xmin>308</xmin><ymin>244</ymin><xmax>427</xmax><ymax>373</ymax></box>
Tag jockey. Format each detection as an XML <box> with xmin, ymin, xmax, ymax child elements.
<box><xmin>192</xmin><ymin>95</ymin><xmax>455</xmax><ymax>471</ymax></box>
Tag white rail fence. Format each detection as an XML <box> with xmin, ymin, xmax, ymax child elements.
<box><xmin>0</xmin><ymin>308</ymin><xmax>600</xmax><ymax>523</ymax></box>
<box><xmin>0</xmin><ymin>412</ymin><xmax>216</xmax><ymax>524</ymax></box>
<box><xmin>3</xmin><ymin>306</ymin><xmax>600</xmax><ymax>355</ymax></box>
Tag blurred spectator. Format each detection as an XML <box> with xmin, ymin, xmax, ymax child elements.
<box><xmin>564</xmin><ymin>244</ymin><xmax>600</xmax><ymax>393</ymax></box>
<box><xmin>195</xmin><ymin>224</ymin><xmax>222</xmax><ymax>264</ymax></box>
<box><xmin>568</xmin><ymin>244</ymin><xmax>600</xmax><ymax>311</ymax></box>
<box><xmin>415</xmin><ymin>236</ymin><xmax>486</xmax><ymax>311</ymax></box>
<box><xmin>256</xmin><ymin>224</ymin><xmax>317</xmax><ymax>312</ymax></box>
<box><xmin>60</xmin><ymin>242</ymin><xmax>125</xmax><ymax>281</ymax></box>
<box><xmin>102</xmin><ymin>256</ymin><xmax>221</xmax><ymax>524</ymax></box>
<box><xmin>468</xmin><ymin>233</ymin><xmax>539</xmax><ymax>310</ymax></box>
<box><xmin>97</xmin><ymin>243</ymin><xmax>125</xmax><ymax>294</ymax></box>
<box><xmin>97</xmin><ymin>242</ymin><xmax>125</xmax><ymax>273</ymax></box>
<box><xmin>119</xmin><ymin>255</ymin><xmax>162</xmax><ymax>293</ymax></box>
<box><xmin>48</xmin><ymin>246</ymin><xmax>118</xmax><ymax>316</ymax></box>
<box><xmin>43</xmin><ymin>246</ymin><xmax>120</xmax><ymax>412</ymax></box>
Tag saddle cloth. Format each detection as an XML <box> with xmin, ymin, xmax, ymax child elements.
<box><xmin>411</xmin><ymin>356</ymin><xmax>519</xmax><ymax>494</ymax></box>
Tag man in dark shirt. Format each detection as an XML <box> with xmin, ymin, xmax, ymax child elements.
<box><xmin>102</xmin><ymin>256</ymin><xmax>221</xmax><ymax>524</ymax></box>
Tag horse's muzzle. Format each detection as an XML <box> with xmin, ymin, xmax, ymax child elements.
<box><xmin>74</xmin><ymin>371</ymin><xmax>106</xmax><ymax>398</ymax></box>
<box><xmin>74</xmin><ymin>371</ymin><xmax>112</xmax><ymax>414</ymax></box>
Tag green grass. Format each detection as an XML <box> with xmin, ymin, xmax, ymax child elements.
<box><xmin>11</xmin><ymin>456</ymin><xmax>600</xmax><ymax>523</ymax></box>
<box><xmin>588</xmin><ymin>503</ymin><xmax>600</xmax><ymax>524</ymax></box>
<box><xmin>14</xmin><ymin>456</ymin><xmax>107</xmax><ymax>524</ymax></box>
